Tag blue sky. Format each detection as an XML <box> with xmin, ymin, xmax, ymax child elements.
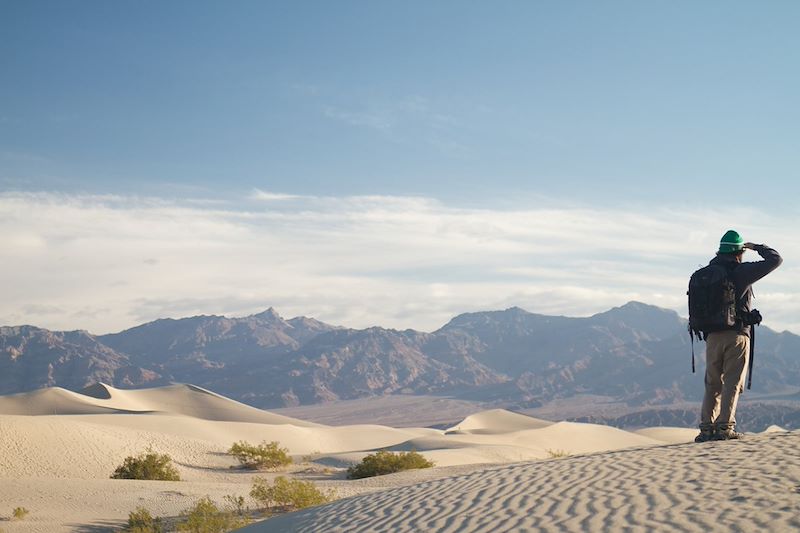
<box><xmin>1</xmin><ymin>2</ymin><xmax>798</xmax><ymax>333</ymax></box>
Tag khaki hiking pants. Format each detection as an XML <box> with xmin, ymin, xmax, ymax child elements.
<box><xmin>700</xmin><ymin>330</ymin><xmax>750</xmax><ymax>427</ymax></box>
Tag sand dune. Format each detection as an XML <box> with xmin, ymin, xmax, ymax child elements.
<box><xmin>0</xmin><ymin>383</ymin><xmax>721</xmax><ymax>532</ymax></box>
<box><xmin>0</xmin><ymin>382</ymin><xmax>320</xmax><ymax>426</ymax></box>
<box><xmin>363</xmin><ymin>420</ymin><xmax>671</xmax><ymax>468</ymax></box>
<box><xmin>445</xmin><ymin>408</ymin><xmax>554</xmax><ymax>434</ymax></box>
<box><xmin>243</xmin><ymin>431</ymin><xmax>800</xmax><ymax>533</ymax></box>
<box><xmin>0</xmin><ymin>386</ymin><xmax>141</xmax><ymax>416</ymax></box>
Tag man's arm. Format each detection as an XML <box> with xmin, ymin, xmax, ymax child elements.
<box><xmin>738</xmin><ymin>243</ymin><xmax>783</xmax><ymax>285</ymax></box>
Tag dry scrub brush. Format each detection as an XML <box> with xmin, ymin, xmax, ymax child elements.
<box><xmin>176</xmin><ymin>496</ymin><xmax>249</xmax><ymax>532</ymax></box>
<box><xmin>111</xmin><ymin>449</ymin><xmax>181</xmax><ymax>481</ymax></box>
<box><xmin>546</xmin><ymin>449</ymin><xmax>571</xmax><ymax>459</ymax></box>
<box><xmin>127</xmin><ymin>497</ymin><xmax>249</xmax><ymax>533</ymax></box>
<box><xmin>347</xmin><ymin>450</ymin><xmax>434</xmax><ymax>479</ymax></box>
<box><xmin>126</xmin><ymin>506</ymin><xmax>163</xmax><ymax>533</ymax></box>
<box><xmin>250</xmin><ymin>476</ymin><xmax>335</xmax><ymax>512</ymax></box>
<box><xmin>228</xmin><ymin>440</ymin><xmax>292</xmax><ymax>470</ymax></box>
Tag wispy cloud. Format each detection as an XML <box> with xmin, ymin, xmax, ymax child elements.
<box><xmin>1</xmin><ymin>191</ymin><xmax>797</xmax><ymax>335</ymax></box>
<box><xmin>320</xmin><ymin>95</ymin><xmax>467</xmax><ymax>156</ymax></box>
<box><xmin>323</xmin><ymin>106</ymin><xmax>395</xmax><ymax>132</ymax></box>
<box><xmin>250</xmin><ymin>189</ymin><xmax>304</xmax><ymax>201</ymax></box>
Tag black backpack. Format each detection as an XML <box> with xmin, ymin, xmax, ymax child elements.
<box><xmin>688</xmin><ymin>263</ymin><xmax>737</xmax><ymax>339</ymax></box>
<box><xmin>687</xmin><ymin>263</ymin><xmax>737</xmax><ymax>372</ymax></box>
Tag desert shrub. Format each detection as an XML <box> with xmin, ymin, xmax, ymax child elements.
<box><xmin>250</xmin><ymin>476</ymin><xmax>334</xmax><ymax>511</ymax></box>
<box><xmin>223</xmin><ymin>494</ymin><xmax>247</xmax><ymax>516</ymax></box>
<box><xmin>546</xmin><ymin>449</ymin><xmax>571</xmax><ymax>459</ymax></box>
<box><xmin>111</xmin><ymin>449</ymin><xmax>181</xmax><ymax>481</ymax></box>
<box><xmin>127</xmin><ymin>506</ymin><xmax>163</xmax><ymax>533</ymax></box>
<box><xmin>228</xmin><ymin>440</ymin><xmax>292</xmax><ymax>470</ymax></box>
<box><xmin>12</xmin><ymin>507</ymin><xmax>30</xmax><ymax>520</ymax></box>
<box><xmin>346</xmin><ymin>450</ymin><xmax>434</xmax><ymax>479</ymax></box>
<box><xmin>176</xmin><ymin>496</ymin><xmax>248</xmax><ymax>533</ymax></box>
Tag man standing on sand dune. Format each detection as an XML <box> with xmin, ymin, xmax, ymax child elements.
<box><xmin>691</xmin><ymin>230</ymin><xmax>782</xmax><ymax>443</ymax></box>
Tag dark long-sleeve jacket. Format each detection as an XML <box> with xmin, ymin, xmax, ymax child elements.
<box><xmin>708</xmin><ymin>244</ymin><xmax>782</xmax><ymax>336</ymax></box>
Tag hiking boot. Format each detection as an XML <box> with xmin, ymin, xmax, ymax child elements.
<box><xmin>694</xmin><ymin>422</ymin><xmax>715</xmax><ymax>443</ymax></box>
<box><xmin>713</xmin><ymin>423</ymin><xmax>744</xmax><ymax>440</ymax></box>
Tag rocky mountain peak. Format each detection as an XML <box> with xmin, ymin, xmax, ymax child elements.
<box><xmin>590</xmin><ymin>301</ymin><xmax>685</xmax><ymax>341</ymax></box>
<box><xmin>253</xmin><ymin>308</ymin><xmax>284</xmax><ymax>322</ymax></box>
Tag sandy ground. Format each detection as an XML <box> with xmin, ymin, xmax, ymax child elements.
<box><xmin>243</xmin><ymin>431</ymin><xmax>800</xmax><ymax>533</ymax></box>
<box><xmin>2</xmin><ymin>383</ymin><xmax>777</xmax><ymax>532</ymax></box>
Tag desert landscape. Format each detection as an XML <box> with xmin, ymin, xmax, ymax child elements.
<box><xmin>5</xmin><ymin>2</ymin><xmax>799</xmax><ymax>532</ymax></box>
<box><xmin>1</xmin><ymin>382</ymin><xmax>796</xmax><ymax>532</ymax></box>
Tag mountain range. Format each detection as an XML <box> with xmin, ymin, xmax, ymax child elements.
<box><xmin>3</xmin><ymin>302</ymin><xmax>800</xmax><ymax>420</ymax></box>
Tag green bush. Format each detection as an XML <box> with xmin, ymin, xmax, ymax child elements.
<box><xmin>12</xmin><ymin>507</ymin><xmax>30</xmax><ymax>520</ymax></box>
<box><xmin>111</xmin><ymin>449</ymin><xmax>181</xmax><ymax>481</ymax></box>
<box><xmin>346</xmin><ymin>450</ymin><xmax>434</xmax><ymax>479</ymax></box>
<box><xmin>176</xmin><ymin>496</ymin><xmax>248</xmax><ymax>533</ymax></box>
<box><xmin>127</xmin><ymin>507</ymin><xmax>163</xmax><ymax>533</ymax></box>
<box><xmin>223</xmin><ymin>494</ymin><xmax>247</xmax><ymax>517</ymax></box>
<box><xmin>250</xmin><ymin>476</ymin><xmax>334</xmax><ymax>511</ymax></box>
<box><xmin>228</xmin><ymin>440</ymin><xmax>292</xmax><ymax>470</ymax></box>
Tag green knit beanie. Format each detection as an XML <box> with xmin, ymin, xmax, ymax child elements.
<box><xmin>718</xmin><ymin>229</ymin><xmax>744</xmax><ymax>254</ymax></box>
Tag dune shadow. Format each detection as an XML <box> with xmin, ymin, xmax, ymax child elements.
<box><xmin>173</xmin><ymin>460</ymin><xmax>246</xmax><ymax>474</ymax></box>
<box><xmin>67</xmin><ymin>519</ymin><xmax>126</xmax><ymax>532</ymax></box>
<box><xmin>209</xmin><ymin>451</ymin><xmax>231</xmax><ymax>457</ymax></box>
<box><xmin>70</xmin><ymin>514</ymin><xmax>190</xmax><ymax>533</ymax></box>
<box><xmin>175</xmin><ymin>461</ymin><xmax>228</xmax><ymax>472</ymax></box>
<box><xmin>293</xmin><ymin>469</ymin><xmax>347</xmax><ymax>481</ymax></box>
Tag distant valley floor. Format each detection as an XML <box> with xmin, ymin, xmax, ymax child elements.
<box><xmin>274</xmin><ymin>393</ymin><xmax>800</xmax><ymax>432</ymax></box>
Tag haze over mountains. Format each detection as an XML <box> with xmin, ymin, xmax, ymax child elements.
<box><xmin>3</xmin><ymin>302</ymin><xmax>800</xmax><ymax>428</ymax></box>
